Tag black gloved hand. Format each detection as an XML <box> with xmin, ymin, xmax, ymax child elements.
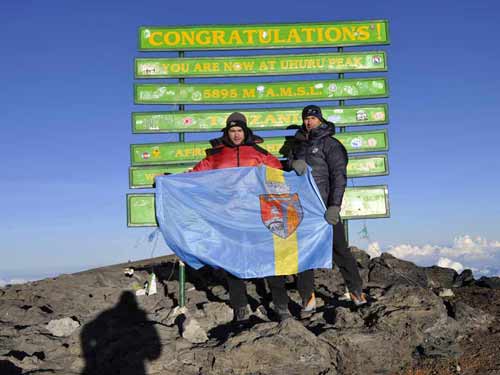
<box><xmin>325</xmin><ymin>206</ymin><xmax>341</xmax><ymax>225</ymax></box>
<box><xmin>291</xmin><ymin>160</ymin><xmax>308</xmax><ymax>176</ymax></box>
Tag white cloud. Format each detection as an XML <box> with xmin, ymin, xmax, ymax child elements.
<box><xmin>436</xmin><ymin>257</ymin><xmax>464</xmax><ymax>273</ymax></box>
<box><xmin>366</xmin><ymin>241</ymin><xmax>381</xmax><ymax>258</ymax></box>
<box><xmin>0</xmin><ymin>278</ymin><xmax>30</xmax><ymax>287</ymax></box>
<box><xmin>373</xmin><ymin>234</ymin><xmax>500</xmax><ymax>277</ymax></box>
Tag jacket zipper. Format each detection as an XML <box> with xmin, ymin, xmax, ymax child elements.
<box><xmin>236</xmin><ymin>146</ymin><xmax>240</xmax><ymax>167</ymax></box>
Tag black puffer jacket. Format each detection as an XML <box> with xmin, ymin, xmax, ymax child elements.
<box><xmin>285</xmin><ymin>122</ymin><xmax>348</xmax><ymax>207</ymax></box>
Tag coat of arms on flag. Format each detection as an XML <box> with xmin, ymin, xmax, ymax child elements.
<box><xmin>259</xmin><ymin>193</ymin><xmax>303</xmax><ymax>239</ymax></box>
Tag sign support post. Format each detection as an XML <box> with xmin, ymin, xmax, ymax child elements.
<box><xmin>337</xmin><ymin>46</ymin><xmax>350</xmax><ymax>246</ymax></box>
<box><xmin>178</xmin><ymin>50</ymin><xmax>186</xmax><ymax>308</ymax></box>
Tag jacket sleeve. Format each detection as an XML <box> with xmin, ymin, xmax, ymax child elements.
<box><xmin>325</xmin><ymin>141</ymin><xmax>348</xmax><ymax>207</ymax></box>
<box><xmin>263</xmin><ymin>153</ymin><xmax>283</xmax><ymax>169</ymax></box>
<box><xmin>191</xmin><ymin>155</ymin><xmax>214</xmax><ymax>172</ymax></box>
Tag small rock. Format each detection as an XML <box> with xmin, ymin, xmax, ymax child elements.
<box><xmin>46</xmin><ymin>317</ymin><xmax>80</xmax><ymax>337</ymax></box>
<box><xmin>181</xmin><ymin>316</ymin><xmax>208</xmax><ymax>343</ymax></box>
<box><xmin>162</xmin><ymin>306</ymin><xmax>187</xmax><ymax>326</ymax></box>
<box><xmin>439</xmin><ymin>288</ymin><xmax>455</xmax><ymax>297</ymax></box>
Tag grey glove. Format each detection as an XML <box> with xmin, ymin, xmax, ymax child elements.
<box><xmin>291</xmin><ymin>160</ymin><xmax>308</xmax><ymax>176</ymax></box>
<box><xmin>325</xmin><ymin>206</ymin><xmax>341</xmax><ymax>225</ymax></box>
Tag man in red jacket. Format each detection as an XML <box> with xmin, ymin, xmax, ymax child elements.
<box><xmin>192</xmin><ymin>112</ymin><xmax>291</xmax><ymax>322</ymax></box>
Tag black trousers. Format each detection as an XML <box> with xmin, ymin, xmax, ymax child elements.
<box><xmin>297</xmin><ymin>220</ymin><xmax>363</xmax><ymax>301</ymax></box>
<box><xmin>225</xmin><ymin>272</ymin><xmax>289</xmax><ymax>310</ymax></box>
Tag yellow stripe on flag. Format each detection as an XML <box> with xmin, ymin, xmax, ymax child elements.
<box><xmin>265</xmin><ymin>166</ymin><xmax>285</xmax><ymax>184</ymax></box>
<box><xmin>264</xmin><ymin>167</ymin><xmax>299</xmax><ymax>275</ymax></box>
<box><xmin>273</xmin><ymin>231</ymin><xmax>299</xmax><ymax>275</ymax></box>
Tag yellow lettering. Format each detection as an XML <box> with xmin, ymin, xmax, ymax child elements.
<box><xmin>279</xmin><ymin>87</ymin><xmax>293</xmax><ymax>96</ymax></box>
<box><xmin>277</xmin><ymin>114</ymin><xmax>293</xmax><ymax>124</ymax></box>
<box><xmin>208</xmin><ymin>116</ymin><xmax>219</xmax><ymax>126</ymax></box>
<box><xmin>286</xmin><ymin>28</ymin><xmax>302</xmax><ymax>43</ymax></box>
<box><xmin>223</xmin><ymin>61</ymin><xmax>233</xmax><ymax>72</ymax></box>
<box><xmin>341</xmin><ymin>26</ymin><xmax>357</xmax><ymax>41</ymax></box>
<box><xmin>258</xmin><ymin>29</ymin><xmax>272</xmax><ymax>44</ymax></box>
<box><xmin>249</xmin><ymin>114</ymin><xmax>261</xmax><ymax>125</ymax></box>
<box><xmin>243</xmin><ymin>88</ymin><xmax>256</xmax><ymax>98</ymax></box>
<box><xmin>195</xmin><ymin>30</ymin><xmax>210</xmax><ymax>45</ymax></box>
<box><xmin>325</xmin><ymin>27</ymin><xmax>342</xmax><ymax>42</ymax></box>
<box><xmin>265</xmin><ymin>114</ymin><xmax>277</xmax><ymax>124</ymax></box>
<box><xmin>228</xmin><ymin>30</ymin><xmax>243</xmax><ymax>44</ymax></box>
<box><xmin>272</xmin><ymin>29</ymin><xmax>286</xmax><ymax>43</ymax></box>
<box><xmin>180</xmin><ymin>31</ymin><xmax>195</xmax><ymax>45</ymax></box>
<box><xmin>242</xmin><ymin>61</ymin><xmax>255</xmax><ymax>71</ymax></box>
<box><xmin>149</xmin><ymin>32</ymin><xmax>163</xmax><ymax>46</ymax></box>
<box><xmin>164</xmin><ymin>31</ymin><xmax>181</xmax><ymax>46</ymax></box>
<box><xmin>316</xmin><ymin>27</ymin><xmax>324</xmax><ymax>42</ymax></box>
<box><xmin>267</xmin><ymin>88</ymin><xmax>276</xmax><ymax>97</ymax></box>
<box><xmin>175</xmin><ymin>149</ymin><xmax>184</xmax><ymax>158</ymax></box>
<box><xmin>212</xmin><ymin>30</ymin><xmax>227</xmax><ymax>45</ymax></box>
<box><xmin>300</xmin><ymin>27</ymin><xmax>314</xmax><ymax>42</ymax></box>
<box><xmin>357</xmin><ymin>26</ymin><xmax>370</xmax><ymax>41</ymax></box>
<box><xmin>242</xmin><ymin>29</ymin><xmax>258</xmax><ymax>44</ymax></box>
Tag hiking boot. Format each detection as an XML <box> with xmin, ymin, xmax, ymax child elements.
<box><xmin>300</xmin><ymin>292</ymin><xmax>316</xmax><ymax>319</ymax></box>
<box><xmin>349</xmin><ymin>291</ymin><xmax>368</xmax><ymax>307</ymax></box>
<box><xmin>275</xmin><ymin>304</ymin><xmax>292</xmax><ymax>321</ymax></box>
<box><xmin>233</xmin><ymin>305</ymin><xmax>250</xmax><ymax>322</ymax></box>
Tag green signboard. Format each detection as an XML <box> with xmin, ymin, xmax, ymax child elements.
<box><xmin>130</xmin><ymin>130</ymin><xmax>388</xmax><ymax>166</ymax></box>
<box><xmin>135</xmin><ymin>51</ymin><xmax>387</xmax><ymax>78</ymax></box>
<box><xmin>132</xmin><ymin>104</ymin><xmax>388</xmax><ymax>133</ymax></box>
<box><xmin>139</xmin><ymin>20</ymin><xmax>389</xmax><ymax>50</ymax></box>
<box><xmin>134</xmin><ymin>78</ymin><xmax>388</xmax><ymax>104</ymax></box>
<box><xmin>126</xmin><ymin>185</ymin><xmax>389</xmax><ymax>226</ymax></box>
<box><xmin>341</xmin><ymin>185</ymin><xmax>390</xmax><ymax>219</ymax></box>
<box><xmin>129</xmin><ymin>154</ymin><xmax>388</xmax><ymax>189</ymax></box>
<box><xmin>127</xmin><ymin>194</ymin><xmax>157</xmax><ymax>227</ymax></box>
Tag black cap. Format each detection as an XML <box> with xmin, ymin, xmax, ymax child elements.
<box><xmin>302</xmin><ymin>105</ymin><xmax>323</xmax><ymax>121</ymax></box>
<box><xmin>225</xmin><ymin>112</ymin><xmax>247</xmax><ymax>129</ymax></box>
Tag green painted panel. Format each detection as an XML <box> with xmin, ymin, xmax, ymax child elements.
<box><xmin>135</xmin><ymin>51</ymin><xmax>387</xmax><ymax>78</ymax></box>
<box><xmin>129</xmin><ymin>154</ymin><xmax>388</xmax><ymax>188</ymax></box>
<box><xmin>129</xmin><ymin>165</ymin><xmax>194</xmax><ymax>188</ymax></box>
<box><xmin>130</xmin><ymin>130</ymin><xmax>388</xmax><ymax>166</ymax></box>
<box><xmin>139</xmin><ymin>20</ymin><xmax>389</xmax><ymax>50</ymax></box>
<box><xmin>132</xmin><ymin>104</ymin><xmax>388</xmax><ymax>133</ymax></box>
<box><xmin>336</xmin><ymin>129</ymin><xmax>388</xmax><ymax>153</ymax></box>
<box><xmin>347</xmin><ymin>154</ymin><xmax>388</xmax><ymax>178</ymax></box>
<box><xmin>126</xmin><ymin>185</ymin><xmax>389</xmax><ymax>226</ymax></box>
<box><xmin>127</xmin><ymin>194</ymin><xmax>157</xmax><ymax>227</ymax></box>
<box><xmin>341</xmin><ymin>185</ymin><xmax>390</xmax><ymax>219</ymax></box>
<box><xmin>134</xmin><ymin>78</ymin><xmax>388</xmax><ymax>104</ymax></box>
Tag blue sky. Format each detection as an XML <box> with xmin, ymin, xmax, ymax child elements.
<box><xmin>1</xmin><ymin>0</ymin><xmax>500</xmax><ymax>283</ymax></box>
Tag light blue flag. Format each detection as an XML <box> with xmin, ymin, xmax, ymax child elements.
<box><xmin>155</xmin><ymin>166</ymin><xmax>332</xmax><ymax>278</ymax></box>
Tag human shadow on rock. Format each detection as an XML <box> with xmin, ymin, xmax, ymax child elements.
<box><xmin>80</xmin><ymin>291</ymin><xmax>161</xmax><ymax>375</ymax></box>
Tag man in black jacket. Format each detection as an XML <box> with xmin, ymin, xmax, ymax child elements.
<box><xmin>286</xmin><ymin>105</ymin><xmax>367</xmax><ymax>317</ymax></box>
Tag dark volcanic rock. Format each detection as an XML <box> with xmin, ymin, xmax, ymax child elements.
<box><xmin>0</xmin><ymin>251</ymin><xmax>496</xmax><ymax>374</ymax></box>
<box><xmin>424</xmin><ymin>266</ymin><xmax>458</xmax><ymax>288</ymax></box>
<box><xmin>368</xmin><ymin>252</ymin><xmax>430</xmax><ymax>288</ymax></box>
<box><xmin>476</xmin><ymin>276</ymin><xmax>500</xmax><ymax>289</ymax></box>
<box><xmin>453</xmin><ymin>269</ymin><xmax>475</xmax><ymax>287</ymax></box>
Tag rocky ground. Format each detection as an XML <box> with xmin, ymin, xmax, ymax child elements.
<box><xmin>0</xmin><ymin>248</ymin><xmax>499</xmax><ymax>375</ymax></box>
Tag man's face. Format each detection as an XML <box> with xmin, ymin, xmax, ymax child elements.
<box><xmin>304</xmin><ymin>116</ymin><xmax>322</xmax><ymax>132</ymax></box>
<box><xmin>228</xmin><ymin>126</ymin><xmax>245</xmax><ymax>145</ymax></box>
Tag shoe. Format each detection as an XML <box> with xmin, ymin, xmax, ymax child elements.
<box><xmin>349</xmin><ymin>291</ymin><xmax>367</xmax><ymax>307</ymax></box>
<box><xmin>234</xmin><ymin>305</ymin><xmax>250</xmax><ymax>322</ymax></box>
<box><xmin>275</xmin><ymin>304</ymin><xmax>292</xmax><ymax>321</ymax></box>
<box><xmin>300</xmin><ymin>292</ymin><xmax>316</xmax><ymax>319</ymax></box>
